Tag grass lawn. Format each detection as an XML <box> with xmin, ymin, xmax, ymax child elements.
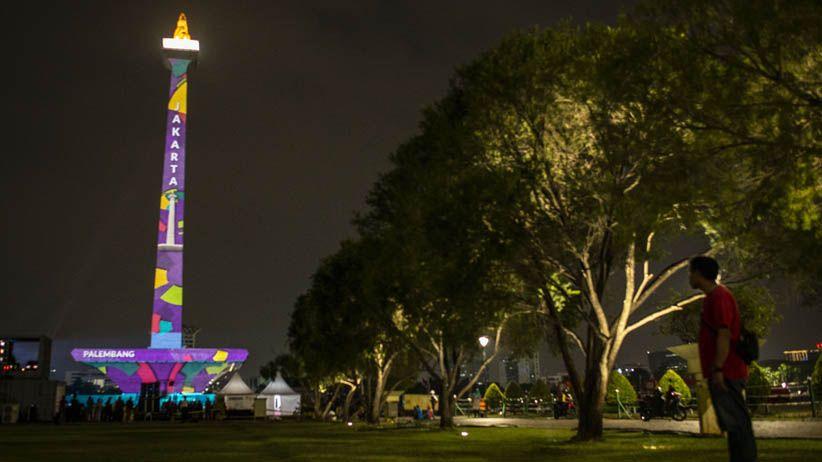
<box><xmin>1</xmin><ymin>421</ymin><xmax>820</xmax><ymax>462</ymax></box>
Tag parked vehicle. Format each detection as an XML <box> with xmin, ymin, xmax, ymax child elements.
<box><xmin>639</xmin><ymin>389</ymin><xmax>687</xmax><ymax>422</ymax></box>
<box><xmin>552</xmin><ymin>400</ymin><xmax>576</xmax><ymax>419</ymax></box>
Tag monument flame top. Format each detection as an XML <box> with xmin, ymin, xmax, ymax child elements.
<box><xmin>164</xmin><ymin>12</ymin><xmax>199</xmax><ymax>52</ymax></box>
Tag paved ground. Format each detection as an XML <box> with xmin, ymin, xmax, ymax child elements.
<box><xmin>455</xmin><ymin>417</ymin><xmax>822</xmax><ymax>439</ymax></box>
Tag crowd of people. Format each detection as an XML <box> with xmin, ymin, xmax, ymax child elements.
<box><xmin>56</xmin><ymin>394</ymin><xmax>135</xmax><ymax>423</ymax></box>
<box><xmin>53</xmin><ymin>394</ymin><xmax>224</xmax><ymax>423</ymax></box>
<box><xmin>411</xmin><ymin>404</ymin><xmax>435</xmax><ymax>421</ymax></box>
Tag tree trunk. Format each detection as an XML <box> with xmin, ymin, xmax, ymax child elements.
<box><xmin>320</xmin><ymin>383</ymin><xmax>343</xmax><ymax>420</ymax></box>
<box><xmin>439</xmin><ymin>388</ymin><xmax>455</xmax><ymax>428</ymax></box>
<box><xmin>575</xmin><ymin>355</ymin><xmax>609</xmax><ymax>441</ymax></box>
<box><xmin>342</xmin><ymin>383</ymin><xmax>357</xmax><ymax>422</ymax></box>
<box><xmin>369</xmin><ymin>366</ymin><xmax>387</xmax><ymax>424</ymax></box>
<box><xmin>313</xmin><ymin>388</ymin><xmax>323</xmax><ymax>420</ymax></box>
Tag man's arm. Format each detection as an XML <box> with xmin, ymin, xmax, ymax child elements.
<box><xmin>712</xmin><ymin>327</ymin><xmax>731</xmax><ymax>391</ymax></box>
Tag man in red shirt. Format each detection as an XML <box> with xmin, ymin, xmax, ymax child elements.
<box><xmin>691</xmin><ymin>256</ymin><xmax>757</xmax><ymax>462</ymax></box>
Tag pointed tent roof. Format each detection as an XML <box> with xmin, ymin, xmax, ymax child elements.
<box><xmin>259</xmin><ymin>372</ymin><xmax>298</xmax><ymax>396</ymax></box>
<box><xmin>217</xmin><ymin>372</ymin><xmax>254</xmax><ymax>395</ymax></box>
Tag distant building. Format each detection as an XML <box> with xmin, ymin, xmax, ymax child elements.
<box><xmin>518</xmin><ymin>354</ymin><xmax>540</xmax><ymax>384</ymax></box>
<box><xmin>498</xmin><ymin>354</ymin><xmax>541</xmax><ymax>386</ymax></box>
<box><xmin>615</xmin><ymin>363</ymin><xmax>653</xmax><ymax>393</ymax></box>
<box><xmin>783</xmin><ymin>348</ymin><xmax>820</xmax><ymax>364</ymax></box>
<box><xmin>781</xmin><ymin>345</ymin><xmax>821</xmax><ymax>381</ymax></box>
<box><xmin>647</xmin><ymin>350</ymin><xmax>687</xmax><ymax>379</ymax></box>
<box><xmin>0</xmin><ymin>337</ymin><xmax>51</xmax><ymax>378</ymax></box>
<box><xmin>503</xmin><ymin>357</ymin><xmax>518</xmax><ymax>385</ymax></box>
<box><xmin>0</xmin><ymin>339</ymin><xmax>13</xmax><ymax>369</ymax></box>
<box><xmin>183</xmin><ymin>325</ymin><xmax>201</xmax><ymax>348</ymax></box>
<box><xmin>0</xmin><ymin>336</ymin><xmax>64</xmax><ymax>422</ymax></box>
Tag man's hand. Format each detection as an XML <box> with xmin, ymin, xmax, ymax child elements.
<box><xmin>711</xmin><ymin>371</ymin><xmax>727</xmax><ymax>392</ymax></box>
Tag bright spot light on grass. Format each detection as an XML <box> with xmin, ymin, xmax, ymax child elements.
<box><xmin>347</xmin><ymin>422</ymin><xmax>353</xmax><ymax>427</ymax></box>
<box><xmin>642</xmin><ymin>445</ymin><xmax>658</xmax><ymax>450</ymax></box>
<box><xmin>460</xmin><ymin>431</ymin><xmax>469</xmax><ymax>437</ymax></box>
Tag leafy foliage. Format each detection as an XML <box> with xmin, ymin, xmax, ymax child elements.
<box><xmin>658</xmin><ymin>369</ymin><xmax>691</xmax><ymax>402</ymax></box>
<box><xmin>747</xmin><ymin>362</ymin><xmax>776</xmax><ymax>403</ymax></box>
<box><xmin>605</xmin><ymin>371</ymin><xmax>637</xmax><ymax>405</ymax></box>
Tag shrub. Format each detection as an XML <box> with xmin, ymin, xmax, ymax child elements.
<box><xmin>484</xmin><ymin>383</ymin><xmax>505</xmax><ymax>409</ymax></box>
<box><xmin>746</xmin><ymin>362</ymin><xmax>774</xmax><ymax>403</ymax></box>
<box><xmin>605</xmin><ymin>370</ymin><xmax>637</xmax><ymax>405</ymax></box>
<box><xmin>658</xmin><ymin>369</ymin><xmax>691</xmax><ymax>402</ymax></box>
<box><xmin>505</xmin><ymin>381</ymin><xmax>523</xmax><ymax>400</ymax></box>
<box><xmin>530</xmin><ymin>379</ymin><xmax>550</xmax><ymax>401</ymax></box>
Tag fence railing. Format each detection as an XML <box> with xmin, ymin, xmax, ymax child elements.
<box><xmin>745</xmin><ymin>381</ymin><xmax>818</xmax><ymax>418</ymax></box>
<box><xmin>456</xmin><ymin>381</ymin><xmax>820</xmax><ymax>419</ymax></box>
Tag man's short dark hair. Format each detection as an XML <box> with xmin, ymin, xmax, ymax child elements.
<box><xmin>690</xmin><ymin>256</ymin><xmax>719</xmax><ymax>281</ymax></box>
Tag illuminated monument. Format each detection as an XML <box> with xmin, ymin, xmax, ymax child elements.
<box><xmin>71</xmin><ymin>14</ymin><xmax>247</xmax><ymax>394</ymax></box>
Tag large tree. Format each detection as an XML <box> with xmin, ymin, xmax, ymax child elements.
<box><xmin>287</xmin><ymin>240</ymin><xmax>412</xmax><ymax>423</ymax></box>
<box><xmin>450</xmin><ymin>23</ymin><xmax>711</xmax><ymax>440</ymax></box>
<box><xmin>358</xmin><ymin>100</ymin><xmax>527</xmax><ymax>427</ymax></box>
<box><xmin>446</xmin><ymin>0</ymin><xmax>819</xmax><ymax>438</ymax></box>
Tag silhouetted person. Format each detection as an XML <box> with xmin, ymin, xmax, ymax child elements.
<box><xmin>180</xmin><ymin>397</ymin><xmax>189</xmax><ymax>422</ymax></box>
<box><xmin>85</xmin><ymin>397</ymin><xmax>95</xmax><ymax>422</ymax></box>
<box><xmin>70</xmin><ymin>394</ymin><xmax>80</xmax><ymax>422</ymax></box>
<box><xmin>204</xmin><ymin>398</ymin><xmax>213</xmax><ymax>420</ymax></box>
<box><xmin>125</xmin><ymin>398</ymin><xmax>134</xmax><ymax>423</ymax></box>
<box><xmin>55</xmin><ymin>396</ymin><xmax>67</xmax><ymax>424</ymax></box>
<box><xmin>103</xmin><ymin>398</ymin><xmax>113</xmax><ymax>422</ymax></box>
<box><xmin>94</xmin><ymin>398</ymin><xmax>103</xmax><ymax>422</ymax></box>
<box><xmin>691</xmin><ymin>256</ymin><xmax>756</xmax><ymax>462</ymax></box>
<box><xmin>114</xmin><ymin>397</ymin><xmax>124</xmax><ymax>422</ymax></box>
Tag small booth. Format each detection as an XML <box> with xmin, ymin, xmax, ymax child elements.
<box><xmin>258</xmin><ymin>372</ymin><xmax>300</xmax><ymax>416</ymax></box>
<box><xmin>216</xmin><ymin>372</ymin><xmax>255</xmax><ymax>411</ymax></box>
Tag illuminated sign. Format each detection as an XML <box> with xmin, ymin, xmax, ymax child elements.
<box><xmin>81</xmin><ymin>350</ymin><xmax>136</xmax><ymax>359</ymax></box>
<box><xmin>71</xmin><ymin>348</ymin><xmax>247</xmax><ymax>363</ymax></box>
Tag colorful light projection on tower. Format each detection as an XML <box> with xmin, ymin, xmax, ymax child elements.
<box><xmin>71</xmin><ymin>14</ymin><xmax>247</xmax><ymax>395</ymax></box>
<box><xmin>152</xmin><ymin>14</ymin><xmax>193</xmax><ymax>349</ymax></box>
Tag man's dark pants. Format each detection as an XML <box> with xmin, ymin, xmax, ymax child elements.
<box><xmin>710</xmin><ymin>379</ymin><xmax>757</xmax><ymax>462</ymax></box>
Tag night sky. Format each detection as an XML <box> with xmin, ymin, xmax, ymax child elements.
<box><xmin>4</xmin><ymin>1</ymin><xmax>819</xmax><ymax>379</ymax></box>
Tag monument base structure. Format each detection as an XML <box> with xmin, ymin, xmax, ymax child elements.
<box><xmin>71</xmin><ymin>14</ymin><xmax>247</xmax><ymax>396</ymax></box>
<box><xmin>71</xmin><ymin>348</ymin><xmax>247</xmax><ymax>394</ymax></box>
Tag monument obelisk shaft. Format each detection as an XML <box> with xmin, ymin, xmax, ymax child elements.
<box><xmin>151</xmin><ymin>14</ymin><xmax>197</xmax><ymax>349</ymax></box>
<box><xmin>71</xmin><ymin>14</ymin><xmax>247</xmax><ymax>396</ymax></box>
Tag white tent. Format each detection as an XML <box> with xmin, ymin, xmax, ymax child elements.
<box><xmin>258</xmin><ymin>372</ymin><xmax>301</xmax><ymax>416</ymax></box>
<box><xmin>216</xmin><ymin>372</ymin><xmax>256</xmax><ymax>410</ymax></box>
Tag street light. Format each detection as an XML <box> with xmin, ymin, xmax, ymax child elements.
<box><xmin>478</xmin><ymin>336</ymin><xmax>490</xmax><ymax>384</ymax></box>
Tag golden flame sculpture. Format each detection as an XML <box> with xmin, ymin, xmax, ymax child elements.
<box><xmin>173</xmin><ymin>13</ymin><xmax>191</xmax><ymax>40</ymax></box>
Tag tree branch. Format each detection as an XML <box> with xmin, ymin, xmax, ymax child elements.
<box><xmin>624</xmin><ymin>293</ymin><xmax>705</xmax><ymax>336</ymax></box>
<box><xmin>632</xmin><ymin>248</ymin><xmax>713</xmax><ymax>313</ymax></box>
